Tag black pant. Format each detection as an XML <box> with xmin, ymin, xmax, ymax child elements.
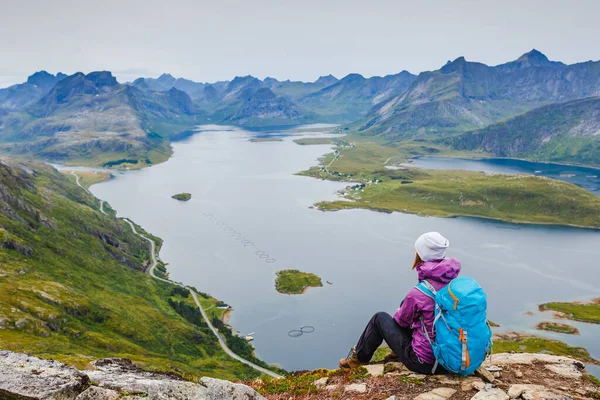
<box><xmin>355</xmin><ymin>311</ymin><xmax>444</xmax><ymax>375</ymax></box>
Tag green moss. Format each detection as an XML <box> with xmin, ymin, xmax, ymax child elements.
<box><xmin>492</xmin><ymin>337</ymin><xmax>597</xmax><ymax>364</ymax></box>
<box><xmin>540</xmin><ymin>300</ymin><xmax>600</xmax><ymax>324</ymax></box>
<box><xmin>171</xmin><ymin>193</ymin><xmax>192</xmax><ymax>201</ymax></box>
<box><xmin>275</xmin><ymin>269</ymin><xmax>323</xmax><ymax>294</ymax></box>
<box><xmin>372</xmin><ymin>346</ymin><xmax>393</xmax><ymax>363</ymax></box>
<box><xmin>537</xmin><ymin>321</ymin><xmax>579</xmax><ymax>335</ymax></box>
<box><xmin>257</xmin><ymin>369</ymin><xmax>329</xmax><ymax>396</ymax></box>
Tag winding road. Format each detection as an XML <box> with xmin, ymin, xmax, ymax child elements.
<box><xmin>72</xmin><ymin>172</ymin><xmax>283</xmax><ymax>379</ymax></box>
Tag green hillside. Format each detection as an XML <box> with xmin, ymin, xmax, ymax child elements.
<box><xmin>449</xmin><ymin>97</ymin><xmax>600</xmax><ymax>167</ymax></box>
<box><xmin>0</xmin><ymin>159</ymin><xmax>260</xmax><ymax>380</ymax></box>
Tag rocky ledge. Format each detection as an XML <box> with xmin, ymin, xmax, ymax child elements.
<box><xmin>0</xmin><ymin>350</ymin><xmax>263</xmax><ymax>400</ymax></box>
<box><xmin>1</xmin><ymin>350</ymin><xmax>599</xmax><ymax>400</ymax></box>
<box><xmin>248</xmin><ymin>353</ymin><xmax>600</xmax><ymax>400</ymax></box>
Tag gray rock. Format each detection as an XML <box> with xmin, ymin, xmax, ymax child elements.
<box><xmin>471</xmin><ymin>388</ymin><xmax>509</xmax><ymax>400</ymax></box>
<box><xmin>75</xmin><ymin>386</ymin><xmax>119</xmax><ymax>400</ymax></box>
<box><xmin>544</xmin><ymin>363</ymin><xmax>582</xmax><ymax>378</ymax></box>
<box><xmin>414</xmin><ymin>387</ymin><xmax>457</xmax><ymax>400</ymax></box>
<box><xmin>508</xmin><ymin>384</ymin><xmax>545</xmax><ymax>398</ymax></box>
<box><xmin>0</xmin><ymin>350</ymin><xmax>89</xmax><ymax>399</ymax></box>
<box><xmin>344</xmin><ymin>383</ymin><xmax>367</xmax><ymax>393</ymax></box>
<box><xmin>365</xmin><ymin>364</ymin><xmax>384</xmax><ymax>377</ymax></box>
<box><xmin>86</xmin><ymin>358</ymin><xmax>264</xmax><ymax>400</ymax></box>
<box><xmin>313</xmin><ymin>377</ymin><xmax>328</xmax><ymax>388</ymax></box>
<box><xmin>476</xmin><ymin>366</ymin><xmax>496</xmax><ymax>383</ymax></box>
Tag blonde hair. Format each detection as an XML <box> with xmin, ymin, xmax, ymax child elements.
<box><xmin>412</xmin><ymin>252</ymin><xmax>423</xmax><ymax>270</ymax></box>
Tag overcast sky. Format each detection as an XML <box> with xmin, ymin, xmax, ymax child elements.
<box><xmin>0</xmin><ymin>0</ymin><xmax>598</xmax><ymax>87</ymax></box>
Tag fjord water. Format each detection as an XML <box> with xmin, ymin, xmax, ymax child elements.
<box><xmin>91</xmin><ymin>126</ymin><xmax>600</xmax><ymax>371</ymax></box>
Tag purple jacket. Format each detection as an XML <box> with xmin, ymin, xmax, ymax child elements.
<box><xmin>393</xmin><ymin>258</ymin><xmax>461</xmax><ymax>364</ymax></box>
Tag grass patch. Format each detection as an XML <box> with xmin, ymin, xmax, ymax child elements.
<box><xmin>171</xmin><ymin>193</ymin><xmax>192</xmax><ymax>201</ymax></box>
<box><xmin>275</xmin><ymin>269</ymin><xmax>323</xmax><ymax>295</ymax></box>
<box><xmin>493</xmin><ymin>337</ymin><xmax>597</xmax><ymax>364</ymax></box>
<box><xmin>488</xmin><ymin>320</ymin><xmax>500</xmax><ymax>327</ymax></box>
<box><xmin>540</xmin><ymin>300</ymin><xmax>600</xmax><ymax>324</ymax></box>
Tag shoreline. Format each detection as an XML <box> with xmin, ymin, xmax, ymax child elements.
<box><xmin>315</xmin><ymin>203</ymin><xmax>600</xmax><ymax>231</ymax></box>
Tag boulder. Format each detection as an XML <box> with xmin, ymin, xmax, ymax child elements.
<box><xmin>86</xmin><ymin>358</ymin><xmax>264</xmax><ymax>400</ymax></box>
<box><xmin>0</xmin><ymin>350</ymin><xmax>89</xmax><ymax>399</ymax></box>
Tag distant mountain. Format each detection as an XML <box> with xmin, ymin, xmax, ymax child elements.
<box><xmin>269</xmin><ymin>75</ymin><xmax>339</xmax><ymax>99</ymax></box>
<box><xmin>133</xmin><ymin>73</ymin><xmax>206</xmax><ymax>100</ymax></box>
<box><xmin>357</xmin><ymin>50</ymin><xmax>600</xmax><ymax>139</ymax></box>
<box><xmin>0</xmin><ymin>71</ymin><xmax>199</xmax><ymax>167</ymax></box>
<box><xmin>0</xmin><ymin>71</ymin><xmax>66</xmax><ymax>111</ymax></box>
<box><xmin>222</xmin><ymin>87</ymin><xmax>313</xmax><ymax>126</ymax></box>
<box><xmin>300</xmin><ymin>71</ymin><xmax>416</xmax><ymax>122</ymax></box>
<box><xmin>448</xmin><ymin>96</ymin><xmax>600</xmax><ymax>167</ymax></box>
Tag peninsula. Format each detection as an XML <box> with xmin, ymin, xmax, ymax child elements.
<box><xmin>299</xmin><ymin>140</ymin><xmax>600</xmax><ymax>229</ymax></box>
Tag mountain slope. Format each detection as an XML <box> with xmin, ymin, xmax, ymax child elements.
<box><xmin>300</xmin><ymin>71</ymin><xmax>416</xmax><ymax>122</ymax></box>
<box><xmin>0</xmin><ymin>159</ymin><xmax>260</xmax><ymax>379</ymax></box>
<box><xmin>357</xmin><ymin>50</ymin><xmax>600</xmax><ymax>139</ymax></box>
<box><xmin>448</xmin><ymin>96</ymin><xmax>600</xmax><ymax>166</ymax></box>
<box><xmin>222</xmin><ymin>87</ymin><xmax>314</xmax><ymax>126</ymax></box>
<box><xmin>0</xmin><ymin>71</ymin><xmax>200</xmax><ymax>167</ymax></box>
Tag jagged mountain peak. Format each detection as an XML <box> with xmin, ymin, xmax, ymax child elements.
<box><xmin>440</xmin><ymin>56</ymin><xmax>468</xmax><ymax>73</ymax></box>
<box><xmin>85</xmin><ymin>71</ymin><xmax>119</xmax><ymax>88</ymax></box>
<box><xmin>26</xmin><ymin>71</ymin><xmax>57</xmax><ymax>87</ymax></box>
<box><xmin>517</xmin><ymin>49</ymin><xmax>548</xmax><ymax>63</ymax></box>
<box><xmin>315</xmin><ymin>74</ymin><xmax>338</xmax><ymax>85</ymax></box>
<box><xmin>503</xmin><ymin>49</ymin><xmax>565</xmax><ymax>69</ymax></box>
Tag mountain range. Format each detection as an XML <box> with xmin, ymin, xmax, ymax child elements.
<box><xmin>356</xmin><ymin>50</ymin><xmax>600</xmax><ymax>140</ymax></box>
<box><xmin>0</xmin><ymin>49</ymin><xmax>599</xmax><ymax>167</ymax></box>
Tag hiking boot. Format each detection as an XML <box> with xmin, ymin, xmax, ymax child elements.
<box><xmin>339</xmin><ymin>347</ymin><xmax>368</xmax><ymax>369</ymax></box>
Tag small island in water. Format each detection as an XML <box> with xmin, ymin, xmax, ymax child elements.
<box><xmin>171</xmin><ymin>193</ymin><xmax>192</xmax><ymax>201</ymax></box>
<box><xmin>275</xmin><ymin>269</ymin><xmax>323</xmax><ymax>294</ymax></box>
<box><xmin>537</xmin><ymin>321</ymin><xmax>579</xmax><ymax>335</ymax></box>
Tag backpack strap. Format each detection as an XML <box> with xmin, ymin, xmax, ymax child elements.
<box><xmin>414</xmin><ymin>280</ymin><xmax>439</xmax><ymax>374</ymax></box>
<box><xmin>415</xmin><ymin>280</ymin><xmax>437</xmax><ymax>299</ymax></box>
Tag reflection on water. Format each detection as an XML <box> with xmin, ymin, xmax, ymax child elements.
<box><xmin>88</xmin><ymin>127</ymin><xmax>600</xmax><ymax>372</ymax></box>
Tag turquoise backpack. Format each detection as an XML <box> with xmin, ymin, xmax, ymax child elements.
<box><xmin>415</xmin><ymin>276</ymin><xmax>493</xmax><ymax>375</ymax></box>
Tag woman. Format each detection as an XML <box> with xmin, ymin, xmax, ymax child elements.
<box><xmin>339</xmin><ymin>232</ymin><xmax>461</xmax><ymax>374</ymax></box>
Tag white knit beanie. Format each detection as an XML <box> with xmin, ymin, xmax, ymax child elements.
<box><xmin>415</xmin><ymin>232</ymin><xmax>449</xmax><ymax>261</ymax></box>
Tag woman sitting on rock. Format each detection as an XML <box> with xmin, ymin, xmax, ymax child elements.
<box><xmin>339</xmin><ymin>232</ymin><xmax>460</xmax><ymax>375</ymax></box>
